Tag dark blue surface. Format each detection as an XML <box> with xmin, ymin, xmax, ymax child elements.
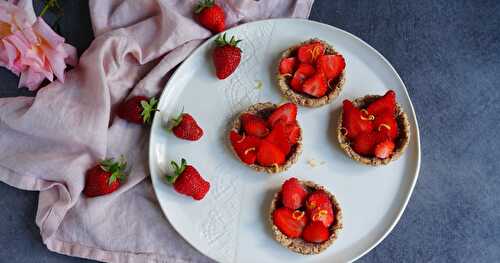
<box><xmin>1</xmin><ymin>0</ymin><xmax>499</xmax><ymax>262</ymax></box>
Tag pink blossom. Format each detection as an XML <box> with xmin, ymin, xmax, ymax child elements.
<box><xmin>0</xmin><ymin>1</ymin><xmax>77</xmax><ymax>90</ymax></box>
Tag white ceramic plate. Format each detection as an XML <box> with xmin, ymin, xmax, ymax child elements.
<box><xmin>149</xmin><ymin>18</ymin><xmax>421</xmax><ymax>263</ymax></box>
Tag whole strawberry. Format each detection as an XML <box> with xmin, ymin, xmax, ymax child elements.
<box><xmin>194</xmin><ymin>0</ymin><xmax>225</xmax><ymax>33</ymax></box>
<box><xmin>213</xmin><ymin>33</ymin><xmax>242</xmax><ymax>79</ymax></box>
<box><xmin>84</xmin><ymin>157</ymin><xmax>127</xmax><ymax>197</ymax></box>
<box><xmin>118</xmin><ymin>96</ymin><xmax>158</xmax><ymax>124</ymax></box>
<box><xmin>166</xmin><ymin>159</ymin><xmax>210</xmax><ymax>200</ymax></box>
<box><xmin>170</xmin><ymin>112</ymin><xmax>204</xmax><ymax>141</ymax></box>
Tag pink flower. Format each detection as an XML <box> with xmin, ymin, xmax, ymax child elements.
<box><xmin>0</xmin><ymin>1</ymin><xmax>77</xmax><ymax>90</ymax></box>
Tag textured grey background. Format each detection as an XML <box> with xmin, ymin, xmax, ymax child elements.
<box><xmin>1</xmin><ymin>0</ymin><xmax>499</xmax><ymax>262</ymax></box>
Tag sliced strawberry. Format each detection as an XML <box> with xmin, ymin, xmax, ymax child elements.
<box><xmin>229</xmin><ymin>131</ymin><xmax>261</xmax><ymax>165</ymax></box>
<box><xmin>284</xmin><ymin>121</ymin><xmax>301</xmax><ymax>145</ymax></box>
<box><xmin>273</xmin><ymin>207</ymin><xmax>308</xmax><ymax>238</ymax></box>
<box><xmin>265</xmin><ymin>121</ymin><xmax>292</xmax><ymax>155</ymax></box>
<box><xmin>290</xmin><ymin>63</ymin><xmax>315</xmax><ymax>92</ymax></box>
<box><xmin>279</xmin><ymin>57</ymin><xmax>298</xmax><ymax>75</ymax></box>
<box><xmin>310</xmin><ymin>205</ymin><xmax>334</xmax><ymax>228</ymax></box>
<box><xmin>306</xmin><ymin>190</ymin><xmax>332</xmax><ymax>214</ymax></box>
<box><xmin>373</xmin><ymin>112</ymin><xmax>399</xmax><ymax>139</ymax></box>
<box><xmin>374</xmin><ymin>140</ymin><xmax>396</xmax><ymax>159</ymax></box>
<box><xmin>256</xmin><ymin>140</ymin><xmax>286</xmax><ymax>166</ymax></box>
<box><xmin>281</xmin><ymin>178</ymin><xmax>308</xmax><ymax>210</ymax></box>
<box><xmin>297</xmin><ymin>42</ymin><xmax>325</xmax><ymax>64</ymax></box>
<box><xmin>352</xmin><ymin>132</ymin><xmax>377</xmax><ymax>156</ymax></box>
<box><xmin>240</xmin><ymin>113</ymin><xmax>269</xmax><ymax>138</ymax></box>
<box><xmin>342</xmin><ymin>100</ymin><xmax>373</xmax><ymax>140</ymax></box>
<box><xmin>267</xmin><ymin>103</ymin><xmax>298</xmax><ymax>127</ymax></box>
<box><xmin>316</xmin><ymin>54</ymin><xmax>345</xmax><ymax>81</ymax></box>
<box><xmin>302</xmin><ymin>221</ymin><xmax>330</xmax><ymax>243</ymax></box>
<box><xmin>367</xmin><ymin>90</ymin><xmax>396</xmax><ymax>116</ymax></box>
<box><xmin>302</xmin><ymin>72</ymin><xmax>328</xmax><ymax>98</ymax></box>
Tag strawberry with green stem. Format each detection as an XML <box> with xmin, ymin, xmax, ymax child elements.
<box><xmin>166</xmin><ymin>158</ymin><xmax>210</xmax><ymax>200</ymax></box>
<box><xmin>118</xmin><ymin>96</ymin><xmax>158</xmax><ymax>125</ymax></box>
<box><xmin>194</xmin><ymin>0</ymin><xmax>225</xmax><ymax>33</ymax></box>
<box><xmin>169</xmin><ymin>109</ymin><xmax>204</xmax><ymax>141</ymax></box>
<box><xmin>213</xmin><ymin>33</ymin><xmax>242</xmax><ymax>79</ymax></box>
<box><xmin>84</xmin><ymin>156</ymin><xmax>127</xmax><ymax>197</ymax></box>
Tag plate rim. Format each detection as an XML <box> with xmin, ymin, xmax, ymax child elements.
<box><xmin>148</xmin><ymin>17</ymin><xmax>422</xmax><ymax>263</ymax></box>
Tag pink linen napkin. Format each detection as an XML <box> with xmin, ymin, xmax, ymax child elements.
<box><xmin>0</xmin><ymin>0</ymin><xmax>314</xmax><ymax>262</ymax></box>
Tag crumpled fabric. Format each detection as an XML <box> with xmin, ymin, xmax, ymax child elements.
<box><xmin>0</xmin><ymin>0</ymin><xmax>313</xmax><ymax>262</ymax></box>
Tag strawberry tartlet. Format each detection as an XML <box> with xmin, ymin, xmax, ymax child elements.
<box><xmin>337</xmin><ymin>90</ymin><xmax>411</xmax><ymax>165</ymax></box>
<box><xmin>277</xmin><ymin>38</ymin><xmax>346</xmax><ymax>107</ymax></box>
<box><xmin>269</xmin><ymin>178</ymin><xmax>343</xmax><ymax>255</ymax></box>
<box><xmin>228</xmin><ymin>102</ymin><xmax>302</xmax><ymax>174</ymax></box>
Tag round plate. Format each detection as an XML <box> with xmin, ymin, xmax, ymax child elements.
<box><xmin>149</xmin><ymin>18</ymin><xmax>421</xmax><ymax>263</ymax></box>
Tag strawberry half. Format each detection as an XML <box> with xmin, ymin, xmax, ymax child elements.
<box><xmin>281</xmin><ymin>178</ymin><xmax>308</xmax><ymax>210</ymax></box>
<box><xmin>265</xmin><ymin>121</ymin><xmax>292</xmax><ymax>156</ymax></box>
<box><xmin>290</xmin><ymin>63</ymin><xmax>315</xmax><ymax>92</ymax></box>
<box><xmin>297</xmin><ymin>42</ymin><xmax>325</xmax><ymax>64</ymax></box>
<box><xmin>213</xmin><ymin>33</ymin><xmax>242</xmax><ymax>79</ymax></box>
<box><xmin>256</xmin><ymin>140</ymin><xmax>285</xmax><ymax>166</ymax></box>
<box><xmin>279</xmin><ymin>57</ymin><xmax>298</xmax><ymax>75</ymax></box>
<box><xmin>302</xmin><ymin>72</ymin><xmax>328</xmax><ymax>98</ymax></box>
<box><xmin>374</xmin><ymin>139</ymin><xmax>396</xmax><ymax>159</ymax></box>
<box><xmin>171</xmin><ymin>112</ymin><xmax>204</xmax><ymax>141</ymax></box>
<box><xmin>342</xmin><ymin>100</ymin><xmax>373</xmax><ymax>140</ymax></box>
<box><xmin>352</xmin><ymin>131</ymin><xmax>381</xmax><ymax>156</ymax></box>
<box><xmin>194</xmin><ymin>0</ymin><xmax>225</xmax><ymax>33</ymax></box>
<box><xmin>84</xmin><ymin>157</ymin><xmax>127</xmax><ymax>197</ymax></box>
<box><xmin>273</xmin><ymin>207</ymin><xmax>308</xmax><ymax>238</ymax></box>
<box><xmin>310</xmin><ymin>205</ymin><xmax>334</xmax><ymax>228</ymax></box>
<box><xmin>367</xmin><ymin>90</ymin><xmax>396</xmax><ymax>116</ymax></box>
<box><xmin>166</xmin><ymin>159</ymin><xmax>210</xmax><ymax>200</ymax></box>
<box><xmin>316</xmin><ymin>54</ymin><xmax>345</xmax><ymax>81</ymax></box>
<box><xmin>229</xmin><ymin>131</ymin><xmax>261</xmax><ymax>165</ymax></box>
<box><xmin>302</xmin><ymin>221</ymin><xmax>330</xmax><ymax>243</ymax></box>
<box><xmin>240</xmin><ymin>113</ymin><xmax>269</xmax><ymax>137</ymax></box>
<box><xmin>267</xmin><ymin>102</ymin><xmax>298</xmax><ymax>127</ymax></box>
<box><xmin>306</xmin><ymin>190</ymin><xmax>332</xmax><ymax>214</ymax></box>
<box><xmin>284</xmin><ymin>121</ymin><xmax>301</xmax><ymax>145</ymax></box>
<box><xmin>373</xmin><ymin>112</ymin><xmax>399</xmax><ymax>139</ymax></box>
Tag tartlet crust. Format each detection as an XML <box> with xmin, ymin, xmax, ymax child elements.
<box><xmin>277</xmin><ymin>38</ymin><xmax>346</xmax><ymax>107</ymax></box>
<box><xmin>269</xmin><ymin>180</ymin><xmax>343</xmax><ymax>255</ymax></box>
<box><xmin>229</xmin><ymin>102</ymin><xmax>303</xmax><ymax>174</ymax></box>
<box><xmin>337</xmin><ymin>95</ymin><xmax>411</xmax><ymax>166</ymax></box>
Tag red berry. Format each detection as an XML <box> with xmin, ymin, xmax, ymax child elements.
<box><xmin>297</xmin><ymin>42</ymin><xmax>325</xmax><ymax>64</ymax></box>
<box><xmin>265</xmin><ymin>121</ymin><xmax>292</xmax><ymax>155</ymax></box>
<box><xmin>367</xmin><ymin>90</ymin><xmax>396</xmax><ymax>116</ymax></box>
<box><xmin>373</xmin><ymin>112</ymin><xmax>399</xmax><ymax>139</ymax></box>
<box><xmin>305</xmin><ymin>190</ymin><xmax>332</xmax><ymax>214</ymax></box>
<box><xmin>167</xmin><ymin>159</ymin><xmax>210</xmax><ymax>200</ymax></box>
<box><xmin>267</xmin><ymin>102</ymin><xmax>298</xmax><ymax>127</ymax></box>
<box><xmin>279</xmin><ymin>57</ymin><xmax>298</xmax><ymax>75</ymax></box>
<box><xmin>374</xmin><ymin>140</ymin><xmax>396</xmax><ymax>159</ymax></box>
<box><xmin>256</xmin><ymin>140</ymin><xmax>285</xmax><ymax>166</ymax></box>
<box><xmin>229</xmin><ymin>131</ymin><xmax>261</xmax><ymax>165</ymax></box>
<box><xmin>302</xmin><ymin>221</ymin><xmax>330</xmax><ymax>243</ymax></box>
<box><xmin>310</xmin><ymin>206</ymin><xmax>334</xmax><ymax>228</ymax></box>
<box><xmin>316</xmin><ymin>54</ymin><xmax>345</xmax><ymax>81</ymax></box>
<box><xmin>302</xmin><ymin>72</ymin><xmax>328</xmax><ymax>98</ymax></box>
<box><xmin>171</xmin><ymin>113</ymin><xmax>204</xmax><ymax>141</ymax></box>
<box><xmin>84</xmin><ymin>157</ymin><xmax>127</xmax><ymax>197</ymax></box>
<box><xmin>273</xmin><ymin>207</ymin><xmax>308</xmax><ymax>238</ymax></box>
<box><xmin>240</xmin><ymin>113</ymin><xmax>269</xmax><ymax>137</ymax></box>
<box><xmin>281</xmin><ymin>178</ymin><xmax>308</xmax><ymax>210</ymax></box>
<box><xmin>194</xmin><ymin>0</ymin><xmax>225</xmax><ymax>33</ymax></box>
<box><xmin>290</xmin><ymin>63</ymin><xmax>315</xmax><ymax>92</ymax></box>
<box><xmin>342</xmin><ymin>100</ymin><xmax>373</xmax><ymax>140</ymax></box>
<box><xmin>213</xmin><ymin>34</ymin><xmax>241</xmax><ymax>79</ymax></box>
<box><xmin>118</xmin><ymin>96</ymin><xmax>158</xmax><ymax>124</ymax></box>
<box><xmin>352</xmin><ymin>132</ymin><xmax>378</xmax><ymax>156</ymax></box>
